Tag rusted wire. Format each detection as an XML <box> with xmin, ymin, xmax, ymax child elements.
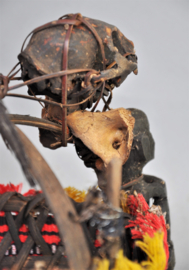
<box><xmin>9</xmin><ymin>68</ymin><xmax>21</xmax><ymax>81</ymax></box>
<box><xmin>91</xmin><ymin>81</ymin><xmax>105</xmax><ymax>112</ymax></box>
<box><xmin>1</xmin><ymin>13</ymin><xmax>137</xmax><ymax>115</ymax></box>
<box><xmin>6</xmin><ymin>93</ymin><xmax>62</xmax><ymax>108</ymax></box>
<box><xmin>7</xmin><ymin>69</ymin><xmax>97</xmax><ymax>92</ymax></box>
<box><xmin>29</xmin><ymin>88</ymin><xmax>45</xmax><ymax>109</ymax></box>
<box><xmin>61</xmin><ymin>13</ymin><xmax>79</xmax><ymax>146</ymax></box>
<box><xmin>6</xmin><ymin>82</ymin><xmax>102</xmax><ymax>109</ymax></box>
<box><xmin>21</xmin><ymin>20</ymin><xmax>81</xmax><ymax>52</ymax></box>
<box><xmin>102</xmin><ymin>92</ymin><xmax>112</xmax><ymax>112</ymax></box>
<box><xmin>75</xmin><ymin>14</ymin><xmax>107</xmax><ymax>113</ymax></box>
<box><xmin>7</xmin><ymin>62</ymin><xmax>20</xmax><ymax>77</ymax></box>
<box><xmin>9</xmin><ymin>76</ymin><xmax>22</xmax><ymax>81</ymax></box>
<box><xmin>3</xmin><ymin>68</ymin><xmax>110</xmax><ymax>113</ymax></box>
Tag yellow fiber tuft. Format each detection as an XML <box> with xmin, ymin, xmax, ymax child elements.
<box><xmin>64</xmin><ymin>186</ymin><xmax>86</xmax><ymax>202</ymax></box>
<box><xmin>136</xmin><ymin>231</ymin><xmax>166</xmax><ymax>270</ymax></box>
<box><xmin>64</xmin><ymin>188</ymin><xmax>167</xmax><ymax>270</ymax></box>
<box><xmin>96</xmin><ymin>250</ymin><xmax>142</xmax><ymax>270</ymax></box>
<box><xmin>93</xmin><ymin>257</ymin><xmax>110</xmax><ymax>270</ymax></box>
<box><xmin>96</xmin><ymin>231</ymin><xmax>166</xmax><ymax>270</ymax></box>
<box><xmin>111</xmin><ymin>250</ymin><xmax>143</xmax><ymax>270</ymax></box>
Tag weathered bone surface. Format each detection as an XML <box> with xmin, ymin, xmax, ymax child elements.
<box><xmin>67</xmin><ymin>108</ymin><xmax>135</xmax><ymax>207</ymax></box>
<box><xmin>67</xmin><ymin>108</ymin><xmax>135</xmax><ymax>167</ymax></box>
<box><xmin>18</xmin><ymin>16</ymin><xmax>137</xmax><ymax>114</ymax></box>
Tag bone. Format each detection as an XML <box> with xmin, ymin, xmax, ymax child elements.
<box><xmin>67</xmin><ymin>108</ymin><xmax>135</xmax><ymax>207</ymax></box>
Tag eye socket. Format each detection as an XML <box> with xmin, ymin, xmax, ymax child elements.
<box><xmin>112</xmin><ymin>140</ymin><xmax>121</xmax><ymax>150</ymax></box>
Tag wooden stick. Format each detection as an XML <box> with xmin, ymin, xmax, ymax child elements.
<box><xmin>16</xmin><ymin>127</ymin><xmax>91</xmax><ymax>270</ymax></box>
<box><xmin>8</xmin><ymin>114</ymin><xmax>62</xmax><ymax>134</ymax></box>
<box><xmin>106</xmin><ymin>158</ymin><xmax>123</xmax><ymax>208</ymax></box>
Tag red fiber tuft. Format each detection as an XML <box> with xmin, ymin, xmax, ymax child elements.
<box><xmin>0</xmin><ymin>183</ymin><xmax>23</xmax><ymax>194</ymax></box>
<box><xmin>125</xmin><ymin>193</ymin><xmax>169</xmax><ymax>267</ymax></box>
